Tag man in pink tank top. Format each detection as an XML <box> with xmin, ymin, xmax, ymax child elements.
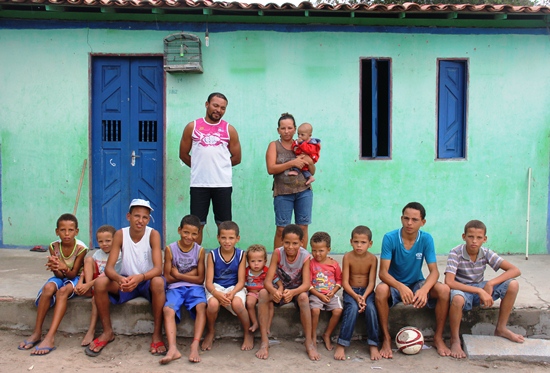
<box><xmin>179</xmin><ymin>93</ymin><xmax>242</xmax><ymax>244</ymax></box>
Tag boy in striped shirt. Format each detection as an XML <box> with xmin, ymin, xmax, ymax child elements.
<box><xmin>444</xmin><ymin>220</ymin><xmax>524</xmax><ymax>359</ymax></box>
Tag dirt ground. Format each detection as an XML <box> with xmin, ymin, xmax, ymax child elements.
<box><xmin>2</xmin><ymin>330</ymin><xmax>549</xmax><ymax>373</ymax></box>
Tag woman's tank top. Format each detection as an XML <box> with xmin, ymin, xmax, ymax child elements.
<box><xmin>272</xmin><ymin>140</ymin><xmax>309</xmax><ymax>197</ymax></box>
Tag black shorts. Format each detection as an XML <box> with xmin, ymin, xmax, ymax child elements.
<box><xmin>190</xmin><ymin>187</ymin><xmax>232</xmax><ymax>225</ymax></box>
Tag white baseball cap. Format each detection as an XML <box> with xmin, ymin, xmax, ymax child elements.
<box><xmin>129</xmin><ymin>198</ymin><xmax>154</xmax><ymax>212</ymax></box>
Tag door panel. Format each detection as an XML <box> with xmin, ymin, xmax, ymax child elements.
<box><xmin>92</xmin><ymin>57</ymin><xmax>163</xmax><ymax>244</ymax></box>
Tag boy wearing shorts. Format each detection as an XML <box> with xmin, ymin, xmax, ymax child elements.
<box><xmin>85</xmin><ymin>199</ymin><xmax>165</xmax><ymax>357</ymax></box>
<box><xmin>309</xmin><ymin>232</ymin><xmax>342</xmax><ymax>351</ymax></box>
<box><xmin>75</xmin><ymin>225</ymin><xmax>121</xmax><ymax>347</ymax></box>
<box><xmin>18</xmin><ymin>213</ymin><xmax>88</xmax><ymax>355</ymax></box>
<box><xmin>375</xmin><ymin>202</ymin><xmax>451</xmax><ymax>358</ymax></box>
<box><xmin>445</xmin><ymin>220</ymin><xmax>523</xmax><ymax>359</ymax></box>
<box><xmin>255</xmin><ymin>224</ymin><xmax>319</xmax><ymax>361</ymax></box>
<box><xmin>203</xmin><ymin>221</ymin><xmax>253</xmax><ymax>351</ymax></box>
<box><xmin>245</xmin><ymin>244</ymin><xmax>282</xmax><ymax>334</ymax></box>
<box><xmin>161</xmin><ymin>215</ymin><xmax>207</xmax><ymax>364</ymax></box>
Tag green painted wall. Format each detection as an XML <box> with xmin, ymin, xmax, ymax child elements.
<box><xmin>1</xmin><ymin>24</ymin><xmax>549</xmax><ymax>255</ymax></box>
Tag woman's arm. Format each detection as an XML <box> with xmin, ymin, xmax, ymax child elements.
<box><xmin>265</xmin><ymin>141</ymin><xmax>306</xmax><ymax>175</ymax></box>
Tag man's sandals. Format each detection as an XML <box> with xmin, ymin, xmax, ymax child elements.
<box><xmin>84</xmin><ymin>338</ymin><xmax>115</xmax><ymax>357</ymax></box>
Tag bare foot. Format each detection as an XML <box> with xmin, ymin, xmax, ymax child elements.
<box><xmin>81</xmin><ymin>331</ymin><xmax>94</xmax><ymax>347</ymax></box>
<box><xmin>189</xmin><ymin>340</ymin><xmax>201</xmax><ymax>363</ymax></box>
<box><xmin>380</xmin><ymin>339</ymin><xmax>393</xmax><ymax>359</ymax></box>
<box><xmin>322</xmin><ymin>334</ymin><xmax>333</xmax><ymax>351</ymax></box>
<box><xmin>241</xmin><ymin>331</ymin><xmax>254</xmax><ymax>351</ymax></box>
<box><xmin>495</xmin><ymin>328</ymin><xmax>525</xmax><ymax>343</ymax></box>
<box><xmin>305</xmin><ymin>176</ymin><xmax>315</xmax><ymax>186</ymax></box>
<box><xmin>287</xmin><ymin>171</ymin><xmax>299</xmax><ymax>176</ymax></box>
<box><xmin>333</xmin><ymin>345</ymin><xmax>346</xmax><ymax>360</ymax></box>
<box><xmin>369</xmin><ymin>345</ymin><xmax>382</xmax><ymax>361</ymax></box>
<box><xmin>159</xmin><ymin>348</ymin><xmax>181</xmax><ymax>365</ymax></box>
<box><xmin>433</xmin><ymin>336</ymin><xmax>451</xmax><ymax>356</ymax></box>
<box><xmin>305</xmin><ymin>342</ymin><xmax>320</xmax><ymax>361</ymax></box>
<box><xmin>450</xmin><ymin>339</ymin><xmax>466</xmax><ymax>359</ymax></box>
<box><xmin>255</xmin><ymin>342</ymin><xmax>269</xmax><ymax>359</ymax></box>
<box><xmin>201</xmin><ymin>332</ymin><xmax>215</xmax><ymax>351</ymax></box>
<box><xmin>249</xmin><ymin>323</ymin><xmax>258</xmax><ymax>333</ymax></box>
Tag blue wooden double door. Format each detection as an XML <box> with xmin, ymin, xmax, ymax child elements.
<box><xmin>91</xmin><ymin>57</ymin><xmax>164</xmax><ymax>242</ymax></box>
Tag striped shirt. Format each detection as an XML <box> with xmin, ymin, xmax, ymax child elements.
<box><xmin>444</xmin><ymin>244</ymin><xmax>503</xmax><ymax>285</ymax></box>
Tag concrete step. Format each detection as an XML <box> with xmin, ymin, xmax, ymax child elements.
<box><xmin>1</xmin><ymin>250</ymin><xmax>549</xmax><ymax>342</ymax></box>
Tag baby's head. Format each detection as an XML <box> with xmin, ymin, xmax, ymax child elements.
<box><xmin>298</xmin><ymin>122</ymin><xmax>313</xmax><ymax>142</ymax></box>
<box><xmin>96</xmin><ymin>225</ymin><xmax>116</xmax><ymax>253</ymax></box>
<box><xmin>247</xmin><ymin>244</ymin><xmax>268</xmax><ymax>272</ymax></box>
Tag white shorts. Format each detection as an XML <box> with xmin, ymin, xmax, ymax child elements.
<box><xmin>205</xmin><ymin>283</ymin><xmax>247</xmax><ymax>316</ymax></box>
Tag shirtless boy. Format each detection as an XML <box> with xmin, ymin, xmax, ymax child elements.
<box><xmin>334</xmin><ymin>225</ymin><xmax>381</xmax><ymax>361</ymax></box>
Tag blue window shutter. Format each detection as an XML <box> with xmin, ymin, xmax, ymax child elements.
<box><xmin>438</xmin><ymin>60</ymin><xmax>466</xmax><ymax>158</ymax></box>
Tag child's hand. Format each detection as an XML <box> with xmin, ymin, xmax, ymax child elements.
<box><xmin>272</xmin><ymin>288</ymin><xmax>283</xmax><ymax>303</ymax></box>
<box><xmin>412</xmin><ymin>288</ymin><xmax>429</xmax><ymax>309</ymax></box>
<box><xmin>356</xmin><ymin>295</ymin><xmax>366</xmax><ymax>312</ymax></box>
<box><xmin>120</xmin><ymin>275</ymin><xmax>140</xmax><ymax>293</ymax></box>
<box><xmin>282</xmin><ymin>289</ymin><xmax>294</xmax><ymax>303</ymax></box>
<box><xmin>214</xmin><ymin>290</ymin><xmax>231</xmax><ymax>307</ymax></box>
<box><xmin>479</xmin><ymin>288</ymin><xmax>494</xmax><ymax>308</ymax></box>
<box><xmin>170</xmin><ymin>267</ymin><xmax>180</xmax><ymax>278</ymax></box>
<box><xmin>398</xmin><ymin>285</ymin><xmax>415</xmax><ymax>305</ymax></box>
<box><xmin>75</xmin><ymin>282</ymin><xmax>92</xmax><ymax>296</ymax></box>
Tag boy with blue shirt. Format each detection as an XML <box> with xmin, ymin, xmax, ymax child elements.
<box><xmin>375</xmin><ymin>202</ymin><xmax>451</xmax><ymax>359</ymax></box>
<box><xmin>445</xmin><ymin>220</ymin><xmax>523</xmax><ymax>359</ymax></box>
<box><xmin>203</xmin><ymin>221</ymin><xmax>253</xmax><ymax>352</ymax></box>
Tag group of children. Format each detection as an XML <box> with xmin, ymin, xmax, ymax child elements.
<box><xmin>18</xmin><ymin>199</ymin><xmax>524</xmax><ymax>364</ymax></box>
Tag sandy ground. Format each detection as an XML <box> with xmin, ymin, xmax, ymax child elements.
<box><xmin>1</xmin><ymin>330</ymin><xmax>549</xmax><ymax>373</ymax></box>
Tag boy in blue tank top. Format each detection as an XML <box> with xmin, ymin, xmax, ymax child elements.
<box><xmin>203</xmin><ymin>221</ymin><xmax>253</xmax><ymax>352</ymax></box>
<box><xmin>375</xmin><ymin>202</ymin><xmax>451</xmax><ymax>359</ymax></box>
<box><xmin>160</xmin><ymin>215</ymin><xmax>207</xmax><ymax>365</ymax></box>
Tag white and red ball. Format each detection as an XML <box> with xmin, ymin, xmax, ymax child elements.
<box><xmin>395</xmin><ymin>326</ymin><xmax>424</xmax><ymax>355</ymax></box>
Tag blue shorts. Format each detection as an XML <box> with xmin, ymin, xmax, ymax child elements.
<box><xmin>109</xmin><ymin>277</ymin><xmax>166</xmax><ymax>305</ymax></box>
<box><xmin>164</xmin><ymin>285</ymin><xmax>207</xmax><ymax>322</ymax></box>
<box><xmin>35</xmin><ymin>275</ymin><xmax>80</xmax><ymax>308</ymax></box>
<box><xmin>450</xmin><ymin>279</ymin><xmax>512</xmax><ymax>311</ymax></box>
<box><xmin>388</xmin><ymin>280</ymin><xmax>437</xmax><ymax>309</ymax></box>
<box><xmin>273</xmin><ymin>188</ymin><xmax>313</xmax><ymax>227</ymax></box>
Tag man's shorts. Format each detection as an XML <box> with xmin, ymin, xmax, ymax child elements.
<box><xmin>205</xmin><ymin>284</ymin><xmax>246</xmax><ymax>316</ymax></box>
<box><xmin>190</xmin><ymin>187</ymin><xmax>232</xmax><ymax>225</ymax></box>
<box><xmin>450</xmin><ymin>279</ymin><xmax>513</xmax><ymax>311</ymax></box>
<box><xmin>35</xmin><ymin>275</ymin><xmax>80</xmax><ymax>308</ymax></box>
<box><xmin>165</xmin><ymin>285</ymin><xmax>207</xmax><ymax>322</ymax></box>
<box><xmin>309</xmin><ymin>293</ymin><xmax>342</xmax><ymax>311</ymax></box>
<box><xmin>273</xmin><ymin>188</ymin><xmax>313</xmax><ymax>227</ymax></box>
<box><xmin>109</xmin><ymin>276</ymin><xmax>167</xmax><ymax>305</ymax></box>
<box><xmin>388</xmin><ymin>280</ymin><xmax>437</xmax><ymax>309</ymax></box>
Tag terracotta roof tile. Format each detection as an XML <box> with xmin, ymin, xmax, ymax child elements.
<box><xmin>1</xmin><ymin>0</ymin><xmax>548</xmax><ymax>14</ymax></box>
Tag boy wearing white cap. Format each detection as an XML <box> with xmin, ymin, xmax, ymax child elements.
<box><xmin>85</xmin><ymin>199</ymin><xmax>166</xmax><ymax>357</ymax></box>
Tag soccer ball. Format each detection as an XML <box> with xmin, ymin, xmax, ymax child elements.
<box><xmin>395</xmin><ymin>326</ymin><xmax>424</xmax><ymax>355</ymax></box>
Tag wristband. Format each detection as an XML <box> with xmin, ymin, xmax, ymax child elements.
<box><xmin>308</xmin><ymin>286</ymin><xmax>314</xmax><ymax>291</ymax></box>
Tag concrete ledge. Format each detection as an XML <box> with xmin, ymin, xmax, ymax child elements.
<box><xmin>463</xmin><ymin>334</ymin><xmax>550</xmax><ymax>362</ymax></box>
<box><xmin>1</xmin><ymin>296</ymin><xmax>549</xmax><ymax>341</ymax></box>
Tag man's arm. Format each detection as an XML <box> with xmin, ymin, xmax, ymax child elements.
<box><xmin>146</xmin><ymin>229</ymin><xmax>163</xmax><ymax>280</ymax></box>
<box><xmin>379</xmin><ymin>258</ymin><xmax>414</xmax><ymax>304</ymax></box>
<box><xmin>228</xmin><ymin>124</ymin><xmax>241</xmax><ymax>166</ymax></box>
<box><xmin>105</xmin><ymin>230</ymin><xmax>124</xmax><ymax>284</ymax></box>
<box><xmin>179</xmin><ymin>122</ymin><xmax>194</xmax><ymax>167</ymax></box>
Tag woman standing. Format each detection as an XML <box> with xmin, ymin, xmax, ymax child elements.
<box><xmin>266</xmin><ymin>113</ymin><xmax>316</xmax><ymax>249</ymax></box>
